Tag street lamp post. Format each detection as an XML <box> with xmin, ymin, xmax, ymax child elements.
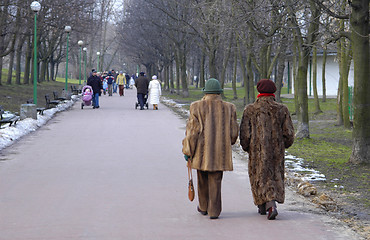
<box><xmin>64</xmin><ymin>26</ymin><xmax>71</xmax><ymax>91</ymax></box>
<box><xmin>78</xmin><ymin>40</ymin><xmax>84</xmax><ymax>85</ymax></box>
<box><xmin>83</xmin><ymin>47</ymin><xmax>87</xmax><ymax>84</ymax></box>
<box><xmin>97</xmin><ymin>52</ymin><xmax>101</xmax><ymax>72</ymax></box>
<box><xmin>31</xmin><ymin>1</ymin><xmax>41</xmax><ymax>105</ymax></box>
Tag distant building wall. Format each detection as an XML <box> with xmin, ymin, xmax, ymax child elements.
<box><xmin>289</xmin><ymin>55</ymin><xmax>354</xmax><ymax>96</ymax></box>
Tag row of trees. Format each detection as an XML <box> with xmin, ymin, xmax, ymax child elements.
<box><xmin>0</xmin><ymin>0</ymin><xmax>125</xmax><ymax>86</ymax></box>
<box><xmin>116</xmin><ymin>0</ymin><xmax>368</xmax><ymax>164</ymax></box>
<box><xmin>0</xmin><ymin>0</ymin><xmax>368</xmax><ymax>163</ymax></box>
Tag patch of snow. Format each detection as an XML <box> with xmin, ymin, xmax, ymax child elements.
<box><xmin>285</xmin><ymin>154</ymin><xmax>326</xmax><ymax>182</ymax></box>
<box><xmin>0</xmin><ymin>95</ymin><xmax>79</xmax><ymax>151</ymax></box>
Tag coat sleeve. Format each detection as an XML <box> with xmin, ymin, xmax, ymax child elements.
<box><xmin>239</xmin><ymin>106</ymin><xmax>252</xmax><ymax>152</ymax></box>
<box><xmin>182</xmin><ymin>104</ymin><xmax>201</xmax><ymax>157</ymax></box>
<box><xmin>230</xmin><ymin>104</ymin><xmax>239</xmax><ymax>145</ymax></box>
<box><xmin>282</xmin><ymin>106</ymin><xmax>295</xmax><ymax>148</ymax></box>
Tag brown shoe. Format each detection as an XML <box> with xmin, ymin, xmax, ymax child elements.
<box><xmin>210</xmin><ymin>216</ymin><xmax>218</xmax><ymax>219</ymax></box>
<box><xmin>197</xmin><ymin>206</ymin><xmax>207</xmax><ymax>215</ymax></box>
<box><xmin>267</xmin><ymin>207</ymin><xmax>278</xmax><ymax>220</ymax></box>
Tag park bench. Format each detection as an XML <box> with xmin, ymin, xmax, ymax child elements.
<box><xmin>26</xmin><ymin>99</ymin><xmax>46</xmax><ymax>115</ymax></box>
<box><xmin>71</xmin><ymin>85</ymin><xmax>81</xmax><ymax>95</ymax></box>
<box><xmin>45</xmin><ymin>94</ymin><xmax>60</xmax><ymax>109</ymax></box>
<box><xmin>0</xmin><ymin>106</ymin><xmax>20</xmax><ymax>128</ymax></box>
<box><xmin>53</xmin><ymin>91</ymin><xmax>67</xmax><ymax>101</ymax></box>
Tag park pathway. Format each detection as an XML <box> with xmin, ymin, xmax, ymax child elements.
<box><xmin>0</xmin><ymin>89</ymin><xmax>359</xmax><ymax>240</ymax></box>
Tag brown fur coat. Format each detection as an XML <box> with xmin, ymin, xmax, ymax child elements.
<box><xmin>240</xmin><ymin>96</ymin><xmax>294</xmax><ymax>205</ymax></box>
<box><xmin>182</xmin><ymin>94</ymin><xmax>239</xmax><ymax>171</ymax></box>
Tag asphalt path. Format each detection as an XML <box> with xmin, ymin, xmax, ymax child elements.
<box><xmin>0</xmin><ymin>89</ymin><xmax>359</xmax><ymax>240</ymax></box>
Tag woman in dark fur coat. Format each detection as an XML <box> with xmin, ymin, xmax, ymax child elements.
<box><xmin>239</xmin><ymin>79</ymin><xmax>294</xmax><ymax>220</ymax></box>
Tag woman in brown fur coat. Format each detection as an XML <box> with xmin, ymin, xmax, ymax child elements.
<box><xmin>239</xmin><ymin>79</ymin><xmax>294</xmax><ymax>220</ymax></box>
<box><xmin>182</xmin><ymin>78</ymin><xmax>239</xmax><ymax>219</ymax></box>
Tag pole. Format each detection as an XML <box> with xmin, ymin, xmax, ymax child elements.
<box><xmin>309</xmin><ymin>59</ymin><xmax>312</xmax><ymax>96</ymax></box>
<box><xmin>79</xmin><ymin>47</ymin><xmax>82</xmax><ymax>85</ymax></box>
<box><xmin>65</xmin><ymin>33</ymin><xmax>69</xmax><ymax>91</ymax></box>
<box><xmin>287</xmin><ymin>61</ymin><xmax>290</xmax><ymax>94</ymax></box>
<box><xmin>97</xmin><ymin>55</ymin><xmax>100</xmax><ymax>72</ymax></box>
<box><xmin>33</xmin><ymin>13</ymin><xmax>38</xmax><ymax>105</ymax></box>
<box><xmin>84</xmin><ymin>50</ymin><xmax>87</xmax><ymax>84</ymax></box>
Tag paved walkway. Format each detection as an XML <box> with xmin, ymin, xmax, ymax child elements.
<box><xmin>0</xmin><ymin>89</ymin><xmax>359</xmax><ymax>240</ymax></box>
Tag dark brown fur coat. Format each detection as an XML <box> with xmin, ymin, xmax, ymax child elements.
<box><xmin>240</xmin><ymin>96</ymin><xmax>294</xmax><ymax>205</ymax></box>
<box><xmin>182</xmin><ymin>94</ymin><xmax>239</xmax><ymax>171</ymax></box>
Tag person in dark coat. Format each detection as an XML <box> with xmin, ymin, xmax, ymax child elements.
<box><xmin>239</xmin><ymin>79</ymin><xmax>294</xmax><ymax>220</ymax></box>
<box><xmin>135</xmin><ymin>72</ymin><xmax>149</xmax><ymax>110</ymax></box>
<box><xmin>87</xmin><ymin>70</ymin><xmax>103</xmax><ymax>108</ymax></box>
<box><xmin>105</xmin><ymin>71</ymin><xmax>115</xmax><ymax>96</ymax></box>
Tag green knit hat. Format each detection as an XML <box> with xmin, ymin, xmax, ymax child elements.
<box><xmin>203</xmin><ymin>78</ymin><xmax>223</xmax><ymax>94</ymax></box>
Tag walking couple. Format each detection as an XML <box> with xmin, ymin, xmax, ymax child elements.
<box><xmin>182</xmin><ymin>78</ymin><xmax>294</xmax><ymax>220</ymax></box>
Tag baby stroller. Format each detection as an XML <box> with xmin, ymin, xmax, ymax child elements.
<box><xmin>81</xmin><ymin>85</ymin><xmax>93</xmax><ymax>109</ymax></box>
<box><xmin>135</xmin><ymin>93</ymin><xmax>149</xmax><ymax>109</ymax></box>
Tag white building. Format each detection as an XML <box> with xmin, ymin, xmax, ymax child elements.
<box><xmin>288</xmin><ymin>52</ymin><xmax>354</xmax><ymax>96</ymax></box>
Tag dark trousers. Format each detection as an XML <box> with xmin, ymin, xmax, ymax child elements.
<box><xmin>137</xmin><ymin>93</ymin><xmax>145</xmax><ymax>109</ymax></box>
<box><xmin>119</xmin><ymin>85</ymin><xmax>124</xmax><ymax>96</ymax></box>
<box><xmin>197</xmin><ymin>170</ymin><xmax>223</xmax><ymax>218</ymax></box>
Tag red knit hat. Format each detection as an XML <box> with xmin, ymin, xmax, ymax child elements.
<box><xmin>257</xmin><ymin>79</ymin><xmax>276</xmax><ymax>93</ymax></box>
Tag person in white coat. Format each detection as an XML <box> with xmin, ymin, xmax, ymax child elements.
<box><xmin>148</xmin><ymin>75</ymin><xmax>162</xmax><ymax>110</ymax></box>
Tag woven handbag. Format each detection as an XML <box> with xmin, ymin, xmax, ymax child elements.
<box><xmin>187</xmin><ymin>161</ymin><xmax>195</xmax><ymax>201</ymax></box>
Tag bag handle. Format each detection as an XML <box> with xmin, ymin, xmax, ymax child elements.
<box><xmin>187</xmin><ymin>160</ymin><xmax>192</xmax><ymax>181</ymax></box>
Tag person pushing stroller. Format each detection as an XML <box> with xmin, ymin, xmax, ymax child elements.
<box><xmin>135</xmin><ymin>72</ymin><xmax>149</xmax><ymax>110</ymax></box>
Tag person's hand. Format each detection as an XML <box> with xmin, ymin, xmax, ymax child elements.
<box><xmin>184</xmin><ymin>155</ymin><xmax>190</xmax><ymax>161</ymax></box>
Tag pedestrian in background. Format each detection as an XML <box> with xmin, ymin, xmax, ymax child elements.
<box><xmin>87</xmin><ymin>70</ymin><xmax>103</xmax><ymax>109</ymax></box>
<box><xmin>117</xmin><ymin>71</ymin><xmax>126</xmax><ymax>96</ymax></box>
<box><xmin>148</xmin><ymin>75</ymin><xmax>162</xmax><ymax>110</ymax></box>
<box><xmin>112</xmin><ymin>69</ymin><xmax>118</xmax><ymax>93</ymax></box>
<box><xmin>182</xmin><ymin>78</ymin><xmax>239</xmax><ymax>219</ymax></box>
<box><xmin>135</xmin><ymin>72</ymin><xmax>149</xmax><ymax>110</ymax></box>
<box><xmin>105</xmin><ymin>71</ymin><xmax>115</xmax><ymax>96</ymax></box>
<box><xmin>239</xmin><ymin>79</ymin><xmax>294</xmax><ymax>220</ymax></box>
<box><xmin>125</xmin><ymin>73</ymin><xmax>131</xmax><ymax>89</ymax></box>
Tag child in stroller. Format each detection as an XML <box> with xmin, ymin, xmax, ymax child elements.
<box><xmin>81</xmin><ymin>85</ymin><xmax>93</xmax><ymax>109</ymax></box>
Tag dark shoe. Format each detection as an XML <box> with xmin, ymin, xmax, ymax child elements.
<box><xmin>96</xmin><ymin>106</ymin><xmax>100</xmax><ymax>108</ymax></box>
<box><xmin>258</xmin><ymin>203</ymin><xmax>266</xmax><ymax>215</ymax></box>
<box><xmin>197</xmin><ymin>206</ymin><xmax>207</xmax><ymax>215</ymax></box>
<box><xmin>93</xmin><ymin>106</ymin><xmax>96</xmax><ymax>109</ymax></box>
<box><xmin>210</xmin><ymin>216</ymin><xmax>218</xmax><ymax>219</ymax></box>
<box><xmin>267</xmin><ymin>207</ymin><xmax>278</xmax><ymax>220</ymax></box>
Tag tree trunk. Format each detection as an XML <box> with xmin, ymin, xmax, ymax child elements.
<box><xmin>208</xmin><ymin>49</ymin><xmax>218</xmax><ymax>79</ymax></box>
<box><xmin>322</xmin><ymin>45</ymin><xmax>327</xmax><ymax>102</ymax></box>
<box><xmin>200</xmin><ymin>53</ymin><xmax>205</xmax><ymax>88</ymax></box>
<box><xmin>23</xmin><ymin>36</ymin><xmax>32</xmax><ymax>85</ymax></box>
<box><xmin>15</xmin><ymin>39</ymin><xmax>23</xmax><ymax>85</ymax></box>
<box><xmin>232</xmin><ymin>53</ymin><xmax>238</xmax><ymax>100</ymax></box>
<box><xmin>349</xmin><ymin>0</ymin><xmax>370</xmax><ymax>164</ymax></box>
<box><xmin>312</xmin><ymin>47</ymin><xmax>322</xmax><ymax>114</ymax></box>
<box><xmin>170</xmin><ymin>60</ymin><xmax>175</xmax><ymax>93</ymax></box>
<box><xmin>175</xmin><ymin>50</ymin><xmax>180</xmax><ymax>95</ymax></box>
<box><xmin>0</xmin><ymin>57</ymin><xmax>3</xmax><ymax>85</ymax></box>
<box><xmin>275</xmin><ymin>59</ymin><xmax>285</xmax><ymax>103</ymax></box>
<box><xmin>180</xmin><ymin>49</ymin><xmax>189</xmax><ymax>97</ymax></box>
<box><xmin>40</xmin><ymin>60</ymin><xmax>47</xmax><ymax>83</ymax></box>
<box><xmin>6</xmin><ymin>49</ymin><xmax>15</xmax><ymax>84</ymax></box>
<box><xmin>295</xmin><ymin>47</ymin><xmax>310</xmax><ymax>139</ymax></box>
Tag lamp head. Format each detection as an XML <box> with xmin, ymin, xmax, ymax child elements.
<box><xmin>83</xmin><ymin>47</ymin><xmax>87</xmax><ymax>51</ymax></box>
<box><xmin>64</xmin><ymin>26</ymin><xmax>72</xmax><ymax>33</ymax></box>
<box><xmin>97</xmin><ymin>52</ymin><xmax>101</xmax><ymax>56</ymax></box>
<box><xmin>30</xmin><ymin>1</ymin><xmax>41</xmax><ymax>12</ymax></box>
<box><xmin>78</xmin><ymin>40</ymin><xmax>84</xmax><ymax>46</ymax></box>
